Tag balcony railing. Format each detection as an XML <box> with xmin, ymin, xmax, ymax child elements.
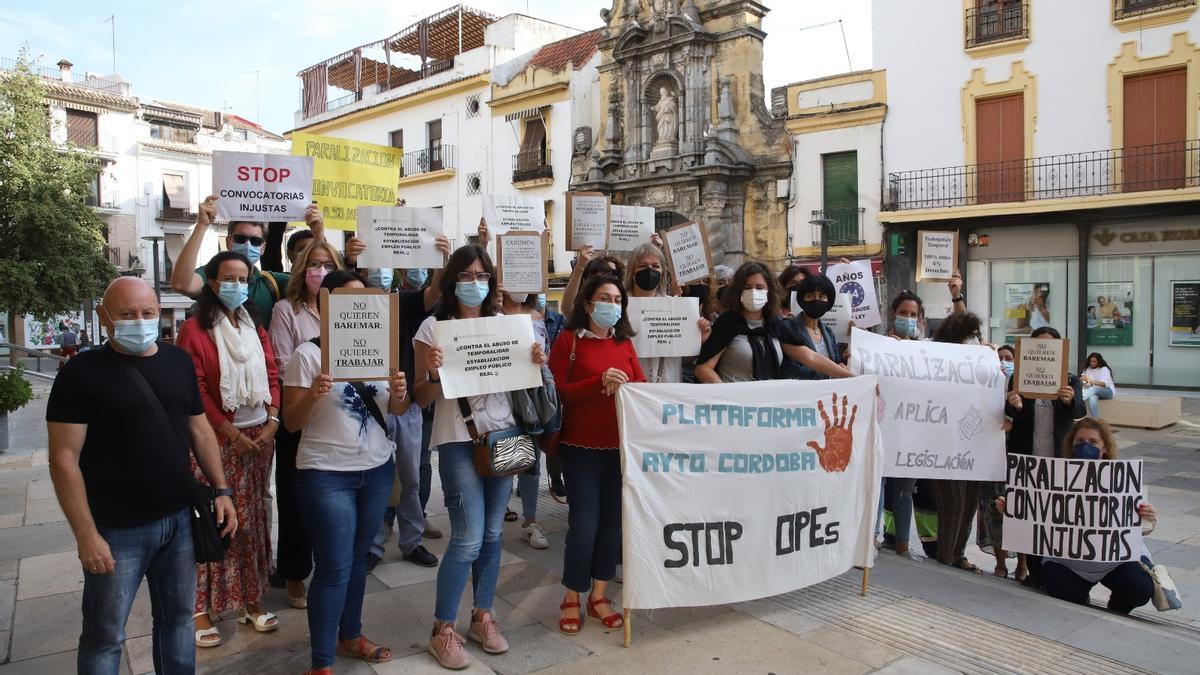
<box><xmin>0</xmin><ymin>57</ymin><xmax>133</xmax><ymax>97</ymax></box>
<box><xmin>84</xmin><ymin>194</ymin><xmax>119</xmax><ymax>209</ymax></box>
<box><xmin>157</xmin><ymin>205</ymin><xmax>198</xmax><ymax>222</ymax></box>
<box><xmin>965</xmin><ymin>2</ymin><xmax>1028</xmax><ymax>48</ymax></box>
<box><xmin>103</xmin><ymin>246</ymin><xmax>123</xmax><ymax>268</ymax></box>
<box><xmin>512</xmin><ymin>149</ymin><xmax>552</xmax><ymax>183</ymax></box>
<box><xmin>885</xmin><ymin>139</ymin><xmax>1200</xmax><ymax>211</ymax></box>
<box><xmin>401</xmin><ymin>145</ymin><xmax>455</xmax><ymax>176</ymax></box>
<box><xmin>1114</xmin><ymin>0</ymin><xmax>1195</xmax><ymax>20</ymax></box>
<box><xmin>810</xmin><ymin>208</ymin><xmax>865</xmax><ymax>246</ymax></box>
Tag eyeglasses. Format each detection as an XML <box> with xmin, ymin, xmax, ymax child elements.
<box><xmin>231</xmin><ymin>234</ymin><xmax>264</xmax><ymax>247</ymax></box>
<box><xmin>306</xmin><ymin>260</ymin><xmax>337</xmax><ymax>272</ymax></box>
<box><xmin>456</xmin><ymin>272</ymin><xmax>492</xmax><ymax>283</ymax></box>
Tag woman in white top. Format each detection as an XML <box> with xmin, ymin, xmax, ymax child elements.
<box><xmin>284</xmin><ymin>270</ymin><xmax>410</xmax><ymax>674</ymax></box>
<box><xmin>624</xmin><ymin>241</ymin><xmax>711</xmax><ymax>383</ymax></box>
<box><xmin>413</xmin><ymin>244</ymin><xmax>546</xmax><ymax>670</ymax></box>
<box><xmin>1028</xmin><ymin>284</ymin><xmax>1051</xmax><ymax>332</ymax></box>
<box><xmin>1080</xmin><ymin>352</ymin><xmax>1117</xmax><ymax>418</ymax></box>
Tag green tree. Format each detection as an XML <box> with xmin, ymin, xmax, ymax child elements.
<box><xmin>0</xmin><ymin>50</ymin><xmax>115</xmax><ymax>322</ymax></box>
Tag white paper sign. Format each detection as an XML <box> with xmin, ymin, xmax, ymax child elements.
<box><xmin>432</xmin><ymin>315</ymin><xmax>542</xmax><ymax>398</ymax></box>
<box><xmin>567</xmin><ymin>192</ymin><xmax>609</xmax><ymax>250</ymax></box>
<box><xmin>497</xmin><ymin>233</ymin><xmax>546</xmax><ymax>294</ymax></box>
<box><xmin>849</xmin><ymin>328</ymin><xmax>1006</xmax><ymax>480</ymax></box>
<box><xmin>607</xmin><ymin>205</ymin><xmax>655</xmax><ymax>252</ymax></box>
<box><xmin>917</xmin><ymin>231</ymin><xmax>957</xmax><ymax>281</ymax></box>
<box><xmin>627</xmin><ymin>297</ymin><xmax>701</xmax><ymax>358</ymax></box>
<box><xmin>481</xmin><ymin>194</ymin><xmax>543</xmax><ymax>235</ymax></box>
<box><xmin>213</xmin><ymin>151</ymin><xmax>313</xmax><ymax>221</ymax></box>
<box><xmin>1002</xmin><ymin>455</ymin><xmax>1144</xmax><ymax>562</ymax></box>
<box><xmin>664</xmin><ymin>222</ymin><xmax>711</xmax><ymax>284</ymax></box>
<box><xmin>355</xmin><ymin>206</ymin><xmax>444</xmax><ymax>270</ymax></box>
<box><xmin>616</xmin><ymin>377</ymin><xmax>882</xmax><ymax>610</ymax></box>
<box><xmin>323</xmin><ymin>291</ymin><xmax>397</xmax><ymax>382</ymax></box>
<box><xmin>819</xmin><ymin>293</ymin><xmax>853</xmax><ymax>343</ymax></box>
<box><xmin>826</xmin><ymin>260</ymin><xmax>881</xmax><ymax>329</ymax></box>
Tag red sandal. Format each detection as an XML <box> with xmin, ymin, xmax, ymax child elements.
<box><xmin>559</xmin><ymin>601</ymin><xmax>582</xmax><ymax>635</ymax></box>
<box><xmin>302</xmin><ymin>670</ymin><xmax>333</xmax><ymax>675</ymax></box>
<box><xmin>587</xmin><ymin>596</ymin><xmax>624</xmax><ymax>629</ymax></box>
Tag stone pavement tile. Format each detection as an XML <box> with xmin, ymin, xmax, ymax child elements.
<box><xmin>499</xmin><ymin>528</ymin><xmax>564</xmax><ymax>573</ymax></box>
<box><xmin>1149</xmin><ymin>541</ymin><xmax>1200</xmax><ymax>571</ymax></box>
<box><xmin>372</xmin><ymin>651</ymin><xmax>496</xmax><ymax>674</ymax></box>
<box><xmin>1055</xmin><ymin>614</ymin><xmax>1199</xmax><ymax>675</ymax></box>
<box><xmin>0</xmin><ymin>649</ymin><xmax>130</xmax><ymax>674</ymax></box>
<box><xmin>801</xmin><ymin>625</ymin><xmax>905</xmax><ymax>668</ymax></box>
<box><xmin>0</xmin><ymin>485</ymin><xmax>25</xmax><ymax>517</ymax></box>
<box><xmin>0</xmin><ymin>514</ymin><xmax>22</xmax><ymax>529</ymax></box>
<box><xmin>731</xmin><ymin>597</ymin><xmax>825</xmax><ymax>637</ymax></box>
<box><xmin>21</xmin><ymin>498</ymin><xmax>64</xmax><ymax>526</ymax></box>
<box><xmin>0</xmin><ymin>630</ymin><xmax>7</xmax><ymax>664</ymax></box>
<box><xmin>198</xmin><ymin>642</ymin><xmax>376</xmax><ymax>675</ymax></box>
<box><xmin>10</xmin><ymin>584</ymin><xmax>152</xmax><ymax>661</ymax></box>
<box><xmin>0</xmin><ymin>521</ymin><xmax>74</xmax><ymax>562</ymax></box>
<box><xmin>491</xmin><ymin>560</ymin><xmax>563</xmax><ymax>598</ymax></box>
<box><xmin>471</xmin><ymin>621</ymin><xmax>591</xmax><ymax>674</ymax></box>
<box><xmin>873</xmin><ymin>654</ymin><xmax>961</xmax><ymax>674</ymax></box>
<box><xmin>0</xmin><ymin>579</ymin><xmax>13</xmax><ymax>631</ymax></box>
<box><xmin>17</xmin><ymin>551</ymin><xmax>82</xmax><ymax>600</ymax></box>
<box><xmin>372</xmin><ymin>548</ymin><xmax>522</xmax><ymax>591</ymax></box>
<box><xmin>24</xmin><ymin>479</ymin><xmax>53</xmax><ymax>501</ymax></box>
<box><xmin>1145</xmin><ymin>536</ymin><xmax>1178</xmax><ymax>554</ymax></box>
<box><xmin>191</xmin><ymin>607</ymin><xmax>308</xmax><ymax>669</ymax></box>
<box><xmin>0</xmin><ymin>560</ymin><xmax>16</xmax><ymax>581</ymax></box>
<box><xmin>638</xmin><ymin>603</ymin><xmax>734</xmax><ymax>631</ymax></box>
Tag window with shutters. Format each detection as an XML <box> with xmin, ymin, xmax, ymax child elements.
<box><xmin>821</xmin><ymin>151</ymin><xmax>860</xmax><ymax>245</ymax></box>
<box><xmin>1114</xmin><ymin>0</ymin><xmax>1196</xmax><ymax>22</ymax></box>
<box><xmin>427</xmin><ymin>119</ymin><xmax>442</xmax><ymax>171</ymax></box>
<box><xmin>975</xmin><ymin>93</ymin><xmax>1025</xmax><ymax>204</ymax></box>
<box><xmin>514</xmin><ymin>117</ymin><xmax>551</xmax><ymax>183</ymax></box>
<box><xmin>966</xmin><ymin>1</ymin><xmax>1028</xmax><ymax>49</ymax></box>
<box><xmin>66</xmin><ymin>109</ymin><xmax>98</xmax><ymax>148</ymax></box>
<box><xmin>1123</xmin><ymin>68</ymin><xmax>1187</xmax><ymax>192</ymax></box>
<box><xmin>389</xmin><ymin>129</ymin><xmax>403</xmax><ymax>150</ymax></box>
<box><xmin>161</xmin><ymin>173</ymin><xmax>191</xmax><ymax>220</ymax></box>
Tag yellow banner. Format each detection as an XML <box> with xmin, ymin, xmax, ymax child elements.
<box><xmin>291</xmin><ymin>132</ymin><xmax>402</xmax><ymax>231</ymax></box>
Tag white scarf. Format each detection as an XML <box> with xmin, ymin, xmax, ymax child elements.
<box><xmin>212</xmin><ymin>308</ymin><xmax>271</xmax><ymax>413</ymax></box>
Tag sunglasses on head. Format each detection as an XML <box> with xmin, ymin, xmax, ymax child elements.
<box><xmin>231</xmin><ymin>234</ymin><xmax>264</xmax><ymax>247</ymax></box>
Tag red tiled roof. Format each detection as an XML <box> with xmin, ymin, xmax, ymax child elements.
<box><xmin>529</xmin><ymin>29</ymin><xmax>603</xmax><ymax>73</ymax></box>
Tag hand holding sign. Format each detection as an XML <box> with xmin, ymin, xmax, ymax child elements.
<box><xmin>807</xmin><ymin>393</ymin><xmax>857</xmax><ymax>472</ymax></box>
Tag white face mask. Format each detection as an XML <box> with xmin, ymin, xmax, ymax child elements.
<box><xmin>741</xmin><ymin>288</ymin><xmax>768</xmax><ymax>312</ymax></box>
<box><xmin>506</xmin><ymin>293</ymin><xmax>529</xmax><ymax>305</ymax></box>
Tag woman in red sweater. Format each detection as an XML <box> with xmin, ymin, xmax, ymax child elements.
<box><xmin>549</xmin><ymin>273</ymin><xmax>645</xmax><ymax>636</ymax></box>
<box><xmin>177</xmin><ymin>251</ymin><xmax>281</xmax><ymax>646</ymax></box>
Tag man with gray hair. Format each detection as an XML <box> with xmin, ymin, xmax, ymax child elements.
<box><xmin>47</xmin><ymin>277</ymin><xmax>237</xmax><ymax>675</ymax></box>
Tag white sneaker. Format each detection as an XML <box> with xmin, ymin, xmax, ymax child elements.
<box><xmin>523</xmin><ymin>523</ymin><xmax>549</xmax><ymax>549</ymax></box>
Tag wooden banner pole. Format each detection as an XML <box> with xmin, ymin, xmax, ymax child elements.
<box><xmin>861</xmin><ymin>567</ymin><xmax>870</xmax><ymax>597</ymax></box>
<box><xmin>623</xmin><ymin>609</ymin><xmax>631</xmax><ymax>648</ymax></box>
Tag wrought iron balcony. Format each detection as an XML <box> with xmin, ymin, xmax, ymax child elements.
<box><xmin>1114</xmin><ymin>0</ymin><xmax>1196</xmax><ymax>21</ymax></box>
<box><xmin>157</xmin><ymin>204</ymin><xmax>198</xmax><ymax>222</ymax></box>
<box><xmin>965</xmin><ymin>2</ymin><xmax>1029</xmax><ymax>49</ymax></box>
<box><xmin>512</xmin><ymin>149</ymin><xmax>552</xmax><ymax>183</ymax></box>
<box><xmin>401</xmin><ymin>145</ymin><xmax>455</xmax><ymax>176</ymax></box>
<box><xmin>885</xmin><ymin>140</ymin><xmax>1200</xmax><ymax>211</ymax></box>
<box><xmin>810</xmin><ymin>208</ymin><xmax>865</xmax><ymax>246</ymax></box>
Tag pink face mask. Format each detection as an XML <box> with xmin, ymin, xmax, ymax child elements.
<box><xmin>305</xmin><ymin>267</ymin><xmax>328</xmax><ymax>295</ymax></box>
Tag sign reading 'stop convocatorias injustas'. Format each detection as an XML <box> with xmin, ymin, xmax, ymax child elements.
<box><xmin>213</xmin><ymin>151</ymin><xmax>314</xmax><ymax>221</ymax></box>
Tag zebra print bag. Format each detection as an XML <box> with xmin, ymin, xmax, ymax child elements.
<box><xmin>456</xmin><ymin>398</ymin><xmax>536</xmax><ymax>478</ymax></box>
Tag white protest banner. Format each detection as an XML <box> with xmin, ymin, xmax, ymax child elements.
<box><xmin>432</xmin><ymin>315</ymin><xmax>541</xmax><ymax>398</ymax></box>
<box><xmin>355</xmin><ymin>206</ymin><xmax>444</xmax><ymax>270</ymax></box>
<box><xmin>319</xmin><ymin>289</ymin><xmax>399</xmax><ymax>381</ymax></box>
<box><xmin>663</xmin><ymin>221</ymin><xmax>713</xmax><ymax>285</ymax></box>
<box><xmin>607</xmin><ymin>205</ymin><xmax>655</xmax><ymax>252</ymax></box>
<box><xmin>213</xmin><ymin>151</ymin><xmax>313</xmax><ymax>221</ymax></box>
<box><xmin>916</xmin><ymin>230</ymin><xmax>958</xmax><ymax>281</ymax></box>
<box><xmin>496</xmin><ymin>232</ymin><xmax>548</xmax><ymax>294</ymax></box>
<box><xmin>826</xmin><ymin>260</ymin><xmax>881</xmax><ymax>328</ymax></box>
<box><xmin>819</xmin><ymin>293</ymin><xmax>852</xmax><ymax>343</ymax></box>
<box><xmin>1002</xmin><ymin>454</ymin><xmax>1144</xmax><ymax>562</ymax></box>
<box><xmin>849</xmin><ymin>328</ymin><xmax>1006</xmax><ymax>480</ymax></box>
<box><xmin>627</xmin><ymin>296</ymin><xmax>701</xmax><ymax>358</ymax></box>
<box><xmin>481</xmin><ymin>194</ymin><xmax>543</xmax><ymax>235</ymax></box>
<box><xmin>1014</xmin><ymin>336</ymin><xmax>1070</xmax><ymax>399</ymax></box>
<box><xmin>616</xmin><ymin>377</ymin><xmax>882</xmax><ymax>610</ymax></box>
<box><xmin>566</xmin><ymin>192</ymin><xmax>610</xmax><ymax>250</ymax></box>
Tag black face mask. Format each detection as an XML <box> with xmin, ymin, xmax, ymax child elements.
<box><xmin>634</xmin><ymin>268</ymin><xmax>662</xmax><ymax>291</ymax></box>
<box><xmin>799</xmin><ymin>297</ymin><xmax>832</xmax><ymax>319</ymax></box>
<box><xmin>685</xmin><ymin>284</ymin><xmax>709</xmax><ymax>305</ymax></box>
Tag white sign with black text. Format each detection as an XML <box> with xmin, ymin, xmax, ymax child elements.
<box><xmin>481</xmin><ymin>194</ymin><xmax>543</xmax><ymax>235</ymax></box>
<box><xmin>627</xmin><ymin>296</ymin><xmax>701</xmax><ymax>358</ymax></box>
<box><xmin>607</xmin><ymin>205</ymin><xmax>656</xmax><ymax>252</ymax></box>
<box><xmin>354</xmin><ymin>206</ymin><xmax>444</xmax><ymax>270</ymax></box>
<box><xmin>432</xmin><ymin>315</ymin><xmax>542</xmax><ymax>398</ymax></box>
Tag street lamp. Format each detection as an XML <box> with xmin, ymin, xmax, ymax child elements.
<box><xmin>808</xmin><ymin>218</ymin><xmax>837</xmax><ymax>275</ymax></box>
<box><xmin>142</xmin><ymin>235</ymin><xmax>164</xmax><ymax>301</ymax></box>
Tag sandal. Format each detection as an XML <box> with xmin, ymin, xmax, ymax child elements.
<box><xmin>1015</xmin><ymin>567</ymin><xmax>1029</xmax><ymax>583</ymax></box>
<box><xmin>559</xmin><ymin>601</ymin><xmax>582</xmax><ymax>636</ymax></box>
<box><xmin>237</xmin><ymin>608</ymin><xmax>279</xmax><ymax>632</ymax></box>
<box><xmin>337</xmin><ymin>634</ymin><xmax>393</xmax><ymax>664</ymax></box>
<box><xmin>194</xmin><ymin>612</ymin><xmax>222</xmax><ymax>648</ymax></box>
<box><xmin>994</xmin><ymin>562</ymin><xmax>1009</xmax><ymax>578</ymax></box>
<box><xmin>302</xmin><ymin>670</ymin><xmax>333</xmax><ymax>675</ymax></box>
<box><xmin>954</xmin><ymin>557</ymin><xmax>983</xmax><ymax>574</ymax></box>
<box><xmin>587</xmin><ymin>595</ymin><xmax>624</xmax><ymax>630</ymax></box>
<box><xmin>504</xmin><ymin>509</ymin><xmax>518</xmax><ymax>522</ymax></box>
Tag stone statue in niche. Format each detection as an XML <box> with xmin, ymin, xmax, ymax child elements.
<box><xmin>650</xmin><ymin>85</ymin><xmax>678</xmax><ymax>159</ymax></box>
<box><xmin>653</xmin><ymin>0</ymin><xmax>676</xmax><ymax>18</ymax></box>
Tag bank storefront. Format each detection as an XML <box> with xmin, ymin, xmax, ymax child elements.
<box><xmin>960</xmin><ymin>219</ymin><xmax>1199</xmax><ymax>389</ymax></box>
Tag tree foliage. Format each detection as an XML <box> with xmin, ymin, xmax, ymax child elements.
<box><xmin>0</xmin><ymin>50</ymin><xmax>115</xmax><ymax>319</ymax></box>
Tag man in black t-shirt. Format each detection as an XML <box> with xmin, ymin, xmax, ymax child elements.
<box><xmin>47</xmin><ymin>277</ymin><xmax>238</xmax><ymax>675</ymax></box>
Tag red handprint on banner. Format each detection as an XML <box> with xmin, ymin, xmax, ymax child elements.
<box><xmin>807</xmin><ymin>393</ymin><xmax>857</xmax><ymax>473</ymax></box>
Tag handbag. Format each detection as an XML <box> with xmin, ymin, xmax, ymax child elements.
<box><xmin>1140</xmin><ymin>558</ymin><xmax>1183</xmax><ymax>611</ymax></box>
<box><xmin>122</xmin><ymin>362</ymin><xmax>230</xmax><ymax>563</ymax></box>
<box><xmin>457</xmin><ymin>397</ymin><xmax>536</xmax><ymax>478</ymax></box>
<box><xmin>541</xmin><ymin>332</ymin><xmax>577</xmax><ymax>457</ymax></box>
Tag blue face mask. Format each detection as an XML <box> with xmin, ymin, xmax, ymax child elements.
<box><xmin>894</xmin><ymin>316</ymin><xmax>918</xmax><ymax>338</ymax></box>
<box><xmin>110</xmin><ymin>319</ymin><xmax>159</xmax><ymax>354</ymax></box>
<box><xmin>536</xmin><ymin>294</ymin><xmax>547</xmax><ymax>311</ymax></box>
<box><xmin>230</xmin><ymin>240</ymin><xmax>262</xmax><ymax>266</ymax></box>
<box><xmin>217</xmin><ymin>281</ymin><xmax>249</xmax><ymax>311</ymax></box>
<box><xmin>1073</xmin><ymin>440</ymin><xmax>1102</xmax><ymax>460</ymax></box>
<box><xmin>1000</xmin><ymin>360</ymin><xmax>1014</xmax><ymax>377</ymax></box>
<box><xmin>455</xmin><ymin>280</ymin><xmax>490</xmax><ymax>308</ymax></box>
<box><xmin>590</xmin><ymin>301</ymin><xmax>622</xmax><ymax>329</ymax></box>
<box><xmin>368</xmin><ymin>268</ymin><xmax>394</xmax><ymax>290</ymax></box>
<box><xmin>405</xmin><ymin>268</ymin><xmax>429</xmax><ymax>288</ymax></box>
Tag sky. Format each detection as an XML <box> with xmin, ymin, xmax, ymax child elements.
<box><xmin>0</xmin><ymin>0</ymin><xmax>872</xmax><ymax>135</ymax></box>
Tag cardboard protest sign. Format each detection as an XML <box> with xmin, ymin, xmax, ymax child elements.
<box><xmin>616</xmin><ymin>377</ymin><xmax>882</xmax><ymax>610</ymax></box>
<box><xmin>496</xmin><ymin>232</ymin><xmax>548</xmax><ymax>294</ymax></box>
<box><xmin>1002</xmin><ymin>454</ymin><xmax>1144</xmax><ymax>562</ymax></box>
<box><xmin>1014</xmin><ymin>336</ymin><xmax>1070</xmax><ymax>399</ymax></box>
<box><xmin>212</xmin><ymin>151</ymin><xmax>313</xmax><ymax>221</ymax></box>
<box><xmin>607</xmin><ymin>205</ymin><xmax>655</xmax><ymax>252</ymax></box>
<box><xmin>432</xmin><ymin>315</ymin><xmax>542</xmax><ymax>398</ymax></box>
<box><xmin>355</xmin><ymin>206</ymin><xmax>444</xmax><ymax>270</ymax></box>
<box><xmin>481</xmin><ymin>194</ymin><xmax>543</xmax><ymax>235</ymax></box>
<box><xmin>566</xmin><ymin>192</ymin><xmax>610</xmax><ymax>250</ymax></box>
<box><xmin>826</xmin><ymin>260</ymin><xmax>881</xmax><ymax>328</ymax></box>
<box><xmin>627</xmin><ymin>297</ymin><xmax>701</xmax><ymax>358</ymax></box>
<box><xmin>819</xmin><ymin>293</ymin><xmax>853</xmax><ymax>343</ymax></box>
<box><xmin>849</xmin><ymin>328</ymin><xmax>1006</xmax><ymax>480</ymax></box>
<box><xmin>916</xmin><ymin>230</ymin><xmax>958</xmax><ymax>281</ymax></box>
<box><xmin>319</xmin><ymin>288</ymin><xmax>399</xmax><ymax>382</ymax></box>
<box><xmin>663</xmin><ymin>221</ymin><xmax>713</xmax><ymax>285</ymax></box>
<box><xmin>292</xmin><ymin>132</ymin><xmax>403</xmax><ymax>230</ymax></box>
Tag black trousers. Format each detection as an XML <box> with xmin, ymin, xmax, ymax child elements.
<box><xmin>274</xmin><ymin>422</ymin><xmax>312</xmax><ymax>581</ymax></box>
<box><xmin>1042</xmin><ymin>560</ymin><xmax>1154</xmax><ymax>614</ymax></box>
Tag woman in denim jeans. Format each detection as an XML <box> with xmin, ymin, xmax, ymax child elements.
<box><xmin>412</xmin><ymin>245</ymin><xmax>546</xmax><ymax>670</ymax></box>
<box><xmin>283</xmin><ymin>271</ymin><xmax>412</xmax><ymax>675</ymax></box>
